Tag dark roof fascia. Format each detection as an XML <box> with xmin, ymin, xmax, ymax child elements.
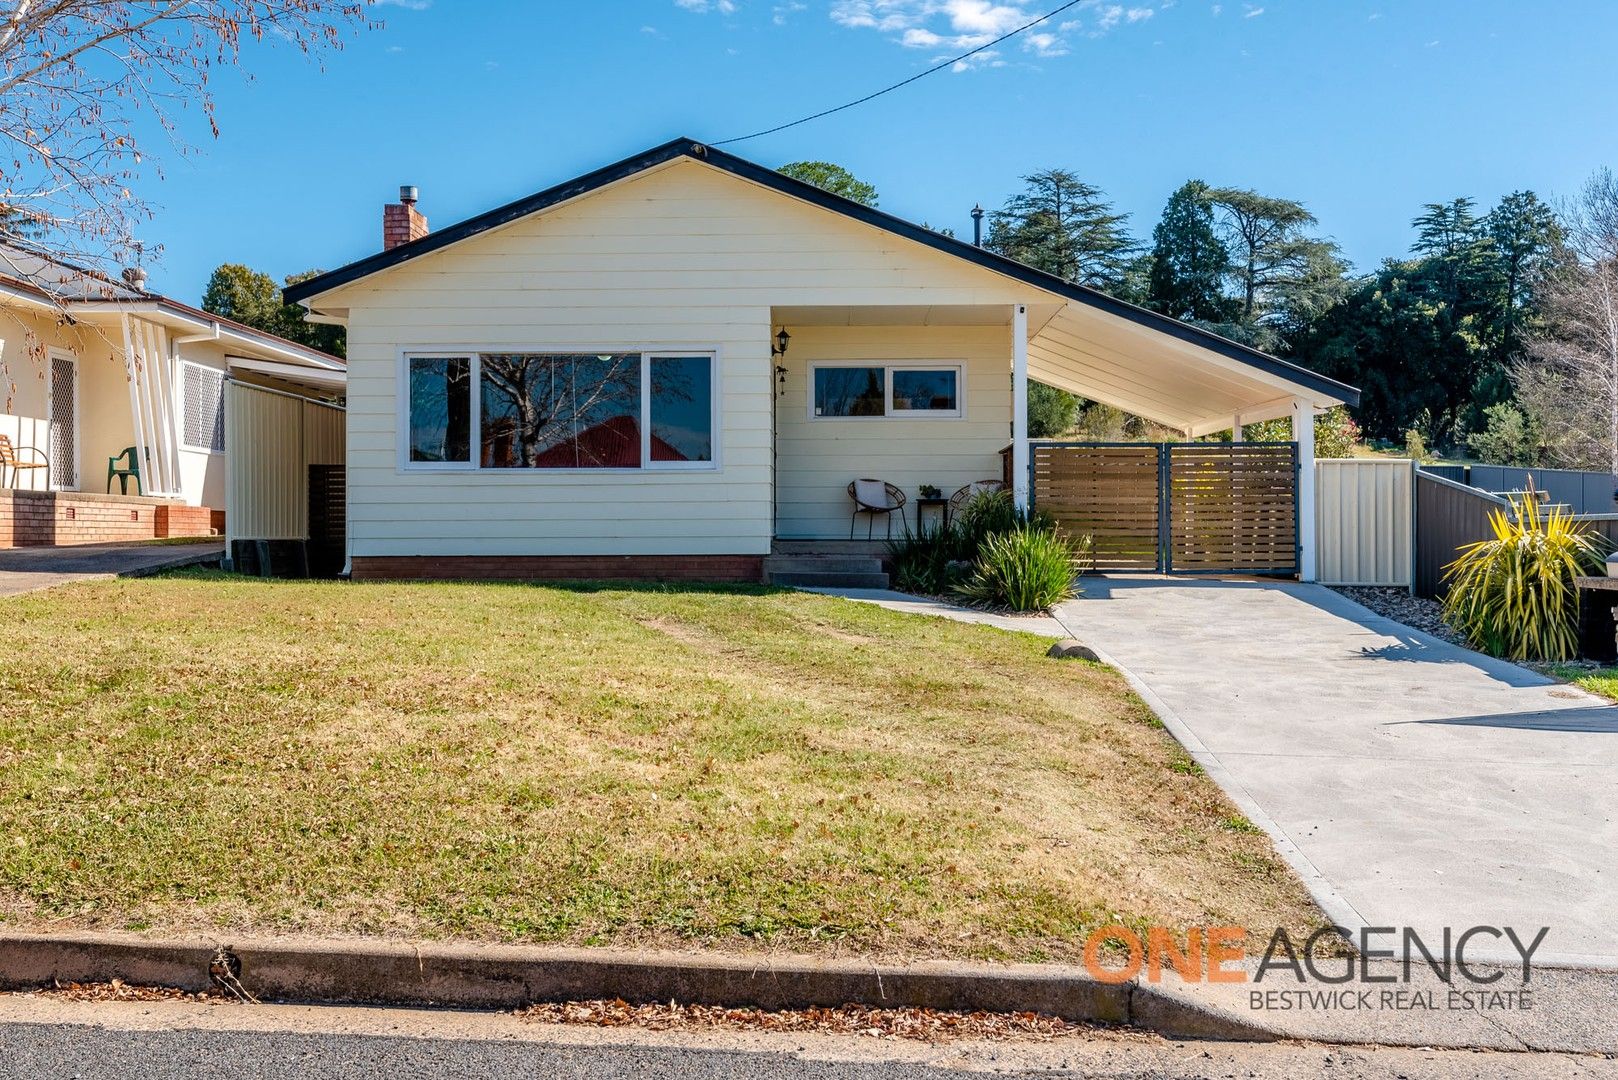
<box><xmin>285</xmin><ymin>137</ymin><xmax>1358</xmax><ymax>406</ymax></box>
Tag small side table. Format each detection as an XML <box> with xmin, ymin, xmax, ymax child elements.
<box><xmin>916</xmin><ymin>496</ymin><xmax>949</xmax><ymax>534</ymax></box>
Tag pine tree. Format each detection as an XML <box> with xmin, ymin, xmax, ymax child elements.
<box><xmin>986</xmin><ymin>169</ymin><xmax>1137</xmax><ymax>295</ymax></box>
<box><xmin>1146</xmin><ymin>180</ymin><xmax>1232</xmax><ymax>322</ymax></box>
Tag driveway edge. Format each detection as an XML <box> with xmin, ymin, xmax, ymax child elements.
<box><xmin>1048</xmin><ymin>606</ymin><xmax>1373</xmax><ymax>945</ymax></box>
<box><xmin>0</xmin><ymin>932</ymin><xmax>1276</xmax><ymax>1042</ymax></box>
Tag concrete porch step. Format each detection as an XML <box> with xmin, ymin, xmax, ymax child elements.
<box><xmin>764</xmin><ymin>550</ymin><xmax>890</xmax><ymax>589</ymax></box>
<box><xmin>768</xmin><ymin>570</ymin><xmax>892</xmax><ymax>589</ymax></box>
<box><xmin>764</xmin><ymin>555</ymin><xmax>884</xmax><ymax>575</ymax></box>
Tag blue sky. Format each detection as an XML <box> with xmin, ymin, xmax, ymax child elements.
<box><xmin>140</xmin><ymin>0</ymin><xmax>1618</xmax><ymax>303</ymax></box>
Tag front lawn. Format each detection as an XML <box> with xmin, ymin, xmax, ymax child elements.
<box><xmin>0</xmin><ymin>574</ymin><xmax>1322</xmax><ymax>962</ymax></box>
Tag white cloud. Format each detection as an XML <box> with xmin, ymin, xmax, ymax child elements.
<box><xmin>773</xmin><ymin>1</ymin><xmax>807</xmax><ymax>24</ymax></box>
<box><xmin>1211</xmin><ymin>3</ymin><xmax>1222</xmax><ymax>14</ymax></box>
<box><xmin>675</xmin><ymin>0</ymin><xmax>738</xmax><ymax>12</ymax></box>
<box><xmin>1242</xmin><ymin>4</ymin><xmax>1263</xmax><ymax>15</ymax></box>
<box><xmin>830</xmin><ymin>0</ymin><xmax>1154</xmax><ymax>66</ymax></box>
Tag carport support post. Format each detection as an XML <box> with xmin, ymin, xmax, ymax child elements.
<box><xmin>1293</xmin><ymin>397</ymin><xmax>1317</xmax><ymax>582</ymax></box>
<box><xmin>1012</xmin><ymin>304</ymin><xmax>1029</xmax><ymax>511</ymax></box>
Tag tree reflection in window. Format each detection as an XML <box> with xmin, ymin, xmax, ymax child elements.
<box><xmin>481</xmin><ymin>353</ymin><xmax>643</xmax><ymax>468</ymax></box>
<box><xmin>408</xmin><ymin>357</ymin><xmax>471</xmax><ymax>462</ymax></box>
<box><xmin>814</xmin><ymin>366</ymin><xmax>885</xmax><ymax>417</ymax></box>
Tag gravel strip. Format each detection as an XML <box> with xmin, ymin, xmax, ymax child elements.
<box><xmin>1329</xmin><ymin>586</ymin><xmax>1468</xmax><ymax>647</ymax></box>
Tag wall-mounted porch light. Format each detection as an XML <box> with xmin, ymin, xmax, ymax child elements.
<box><xmin>773</xmin><ymin>328</ymin><xmax>791</xmax><ymax>396</ymax></box>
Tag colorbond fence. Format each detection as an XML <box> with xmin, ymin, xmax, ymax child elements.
<box><xmin>1413</xmin><ymin>471</ymin><xmax>1512</xmax><ymax>599</ymax></box>
<box><xmin>1315</xmin><ymin>459</ymin><xmax>1414</xmax><ymax>588</ymax></box>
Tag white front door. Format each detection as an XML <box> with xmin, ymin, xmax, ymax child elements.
<box><xmin>47</xmin><ymin>351</ymin><xmax>79</xmax><ymax>490</ymax></box>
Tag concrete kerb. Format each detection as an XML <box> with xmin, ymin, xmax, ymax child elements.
<box><xmin>0</xmin><ymin>932</ymin><xmax>1276</xmax><ymax>1043</ymax></box>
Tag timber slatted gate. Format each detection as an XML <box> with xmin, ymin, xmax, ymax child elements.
<box><xmin>1031</xmin><ymin>441</ymin><xmax>1299</xmax><ymax>576</ymax></box>
<box><xmin>1031</xmin><ymin>444</ymin><xmax>1162</xmax><ymax>571</ymax></box>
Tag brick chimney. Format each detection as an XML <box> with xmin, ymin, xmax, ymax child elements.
<box><xmin>383</xmin><ymin>184</ymin><xmax>429</xmax><ymax>250</ymax></box>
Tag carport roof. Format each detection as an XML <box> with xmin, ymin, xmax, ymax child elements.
<box><xmin>285</xmin><ymin>137</ymin><xmax>1356</xmax><ymax>430</ymax></box>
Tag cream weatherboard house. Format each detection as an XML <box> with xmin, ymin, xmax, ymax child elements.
<box><xmin>0</xmin><ymin>244</ymin><xmax>345</xmax><ymax>549</ymax></box>
<box><xmin>285</xmin><ymin>138</ymin><xmax>1357</xmax><ymax>584</ymax></box>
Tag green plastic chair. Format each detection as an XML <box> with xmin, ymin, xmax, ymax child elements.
<box><xmin>107</xmin><ymin>446</ymin><xmax>142</xmax><ymax>495</ymax></box>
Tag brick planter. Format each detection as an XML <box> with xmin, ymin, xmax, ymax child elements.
<box><xmin>0</xmin><ymin>490</ymin><xmax>217</xmax><ymax>548</ymax></box>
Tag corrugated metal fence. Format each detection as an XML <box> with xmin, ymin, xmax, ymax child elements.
<box><xmin>1314</xmin><ymin>459</ymin><xmax>1414</xmax><ymax>587</ymax></box>
<box><xmin>1413</xmin><ymin>471</ymin><xmax>1512</xmax><ymax>599</ymax></box>
<box><xmin>1464</xmin><ymin>466</ymin><xmax>1618</xmax><ymax>515</ymax></box>
<box><xmin>225</xmin><ymin>381</ymin><xmax>345</xmax><ymax>545</ymax></box>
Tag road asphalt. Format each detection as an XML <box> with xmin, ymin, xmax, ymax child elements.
<box><xmin>0</xmin><ymin>996</ymin><xmax>1613</xmax><ymax>1079</ymax></box>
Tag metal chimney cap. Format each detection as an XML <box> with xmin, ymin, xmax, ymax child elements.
<box><xmin>399</xmin><ymin>185</ymin><xmax>419</xmax><ymax>205</ymax></box>
<box><xmin>121</xmin><ymin>266</ymin><xmax>147</xmax><ymax>289</ymax></box>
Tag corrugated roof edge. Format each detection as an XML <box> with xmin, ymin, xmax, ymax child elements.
<box><xmin>283</xmin><ymin>137</ymin><xmax>1355</xmax><ymax>406</ymax></box>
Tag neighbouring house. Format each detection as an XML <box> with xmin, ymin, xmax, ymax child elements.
<box><xmin>0</xmin><ymin>243</ymin><xmax>345</xmax><ymax>551</ymax></box>
<box><xmin>285</xmin><ymin>138</ymin><xmax>1357</xmax><ymax>584</ymax></box>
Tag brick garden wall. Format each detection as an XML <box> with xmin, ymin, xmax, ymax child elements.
<box><xmin>0</xmin><ymin>491</ymin><xmax>218</xmax><ymax>548</ymax></box>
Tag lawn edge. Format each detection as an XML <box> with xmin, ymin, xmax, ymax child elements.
<box><xmin>0</xmin><ymin>931</ymin><xmax>1275</xmax><ymax>1043</ymax></box>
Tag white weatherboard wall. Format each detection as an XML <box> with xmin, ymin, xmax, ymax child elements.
<box><xmin>1315</xmin><ymin>458</ymin><xmax>1414</xmax><ymax>587</ymax></box>
<box><xmin>321</xmin><ymin>159</ymin><xmax>1036</xmax><ymax>559</ymax></box>
<box><xmin>775</xmin><ymin>325</ymin><xmax>1010</xmax><ymax>538</ymax></box>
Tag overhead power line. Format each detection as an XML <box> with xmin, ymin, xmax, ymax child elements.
<box><xmin>713</xmin><ymin>0</ymin><xmax>1089</xmax><ymax>147</ymax></box>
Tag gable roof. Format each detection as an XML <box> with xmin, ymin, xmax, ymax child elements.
<box><xmin>285</xmin><ymin>137</ymin><xmax>1355</xmax><ymax>407</ymax></box>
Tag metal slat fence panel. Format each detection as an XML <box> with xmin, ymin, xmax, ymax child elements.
<box><xmin>1030</xmin><ymin>443</ymin><xmax>1161</xmax><ymax>571</ymax></box>
<box><xmin>1167</xmin><ymin>443</ymin><xmax>1299</xmax><ymax>575</ymax></box>
<box><xmin>1030</xmin><ymin>442</ymin><xmax>1300</xmax><ymax>576</ymax></box>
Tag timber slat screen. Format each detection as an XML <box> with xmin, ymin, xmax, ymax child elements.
<box><xmin>1031</xmin><ymin>441</ymin><xmax>1299</xmax><ymax>576</ymax></box>
<box><xmin>1167</xmin><ymin>444</ymin><xmax>1299</xmax><ymax>575</ymax></box>
<box><xmin>1031</xmin><ymin>444</ymin><xmax>1161</xmax><ymax>571</ymax></box>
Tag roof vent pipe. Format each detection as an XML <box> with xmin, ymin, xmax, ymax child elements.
<box><xmin>121</xmin><ymin>266</ymin><xmax>147</xmax><ymax>291</ymax></box>
<box><xmin>971</xmin><ymin>204</ymin><xmax>984</xmax><ymax>248</ymax></box>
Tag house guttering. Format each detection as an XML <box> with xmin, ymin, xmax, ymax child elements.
<box><xmin>283</xmin><ymin>137</ymin><xmax>1359</xmax><ymax>409</ymax></box>
<box><xmin>68</xmin><ymin>301</ymin><xmax>346</xmax><ymax>371</ymax></box>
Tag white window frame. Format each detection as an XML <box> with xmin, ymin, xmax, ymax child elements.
<box><xmin>808</xmin><ymin>362</ymin><xmax>965</xmax><ymax>421</ymax></box>
<box><xmin>178</xmin><ymin>359</ymin><xmax>227</xmax><ymax>455</ymax></box>
<box><xmin>45</xmin><ymin>347</ymin><xmax>81</xmax><ymax>490</ymax></box>
<box><xmin>397</xmin><ymin>348</ymin><xmax>722</xmax><ymax>474</ymax></box>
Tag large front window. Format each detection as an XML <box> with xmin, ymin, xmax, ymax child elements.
<box><xmin>405</xmin><ymin>351</ymin><xmax>715</xmax><ymax>470</ymax></box>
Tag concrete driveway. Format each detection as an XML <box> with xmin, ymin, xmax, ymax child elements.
<box><xmin>0</xmin><ymin>541</ymin><xmax>222</xmax><ymax>598</ymax></box>
<box><xmin>1054</xmin><ymin>577</ymin><xmax>1618</xmax><ymax>968</ymax></box>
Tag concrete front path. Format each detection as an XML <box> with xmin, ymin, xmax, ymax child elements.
<box><xmin>0</xmin><ymin>541</ymin><xmax>223</xmax><ymax>598</ymax></box>
<box><xmin>795</xmin><ymin>586</ymin><xmax>1068</xmax><ymax>637</ymax></box>
<box><xmin>1054</xmin><ymin>578</ymin><xmax>1618</xmax><ymax>968</ymax></box>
